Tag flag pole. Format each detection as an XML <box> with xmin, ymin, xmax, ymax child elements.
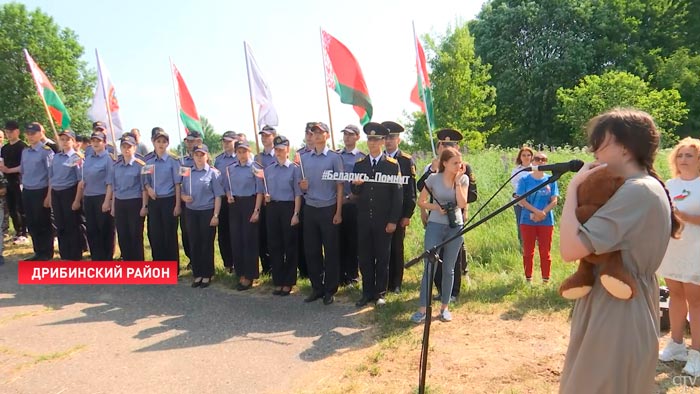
<box><xmin>96</xmin><ymin>49</ymin><xmax>118</xmax><ymax>160</ymax></box>
<box><xmin>169</xmin><ymin>57</ymin><xmax>186</xmax><ymax>165</ymax></box>
<box><xmin>243</xmin><ymin>41</ymin><xmax>262</xmax><ymax>154</ymax></box>
<box><xmin>319</xmin><ymin>27</ymin><xmax>336</xmax><ymax>151</ymax></box>
<box><xmin>413</xmin><ymin>21</ymin><xmax>436</xmax><ymax>158</ymax></box>
<box><xmin>23</xmin><ymin>49</ymin><xmax>60</xmax><ymax>143</ymax></box>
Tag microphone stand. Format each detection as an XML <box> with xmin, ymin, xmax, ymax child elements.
<box><xmin>407</xmin><ymin>171</ymin><xmax>564</xmax><ymax>394</ymax></box>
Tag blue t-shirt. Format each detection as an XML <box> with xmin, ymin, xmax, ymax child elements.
<box><xmin>516</xmin><ymin>174</ymin><xmax>559</xmax><ymax>226</ymax></box>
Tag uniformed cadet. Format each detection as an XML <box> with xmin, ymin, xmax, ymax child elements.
<box><xmin>264</xmin><ymin>135</ymin><xmax>302</xmax><ymax>296</ymax></box>
<box><xmin>294</xmin><ymin>122</ymin><xmax>316</xmax><ymax>279</ymax></box>
<box><xmin>20</xmin><ymin>122</ymin><xmax>55</xmax><ymax>260</ymax></box>
<box><xmin>181</xmin><ymin>144</ymin><xmax>224</xmax><ymax>288</ymax></box>
<box><xmin>117</xmin><ymin>131</ymin><xmax>145</xmax><ymax>162</ymax></box>
<box><xmin>214</xmin><ymin>131</ymin><xmax>239</xmax><ymax>274</ymax></box>
<box><xmin>49</xmin><ymin>130</ymin><xmax>86</xmax><ymax>261</ymax></box>
<box><xmin>143</xmin><ymin>128</ymin><xmax>182</xmax><ymax>269</ymax></box>
<box><xmin>224</xmin><ymin>140</ymin><xmax>264</xmax><ymax>290</ymax></box>
<box><xmin>338</xmin><ymin>124</ymin><xmax>365</xmax><ymax>286</ymax></box>
<box><xmin>180</xmin><ymin>130</ymin><xmax>203</xmax><ymax>266</ymax></box>
<box><xmin>416</xmin><ymin>128</ymin><xmax>472</xmax><ymax>299</ymax></box>
<box><xmin>107</xmin><ymin>136</ymin><xmax>146</xmax><ymax>261</ymax></box>
<box><xmin>351</xmin><ymin>123</ymin><xmax>402</xmax><ymax>307</ymax></box>
<box><xmin>299</xmin><ymin>121</ymin><xmax>344</xmax><ymax>305</ymax></box>
<box><xmin>85</xmin><ymin>122</ymin><xmax>115</xmax><ymax>157</ymax></box>
<box><xmin>382</xmin><ymin>121</ymin><xmax>417</xmax><ymax>293</ymax></box>
<box><xmin>78</xmin><ymin>130</ymin><xmax>115</xmax><ymax>260</ymax></box>
<box><xmin>256</xmin><ymin>124</ymin><xmax>277</xmax><ymax>275</ymax></box>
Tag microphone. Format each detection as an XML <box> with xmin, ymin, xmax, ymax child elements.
<box><xmin>525</xmin><ymin>159</ymin><xmax>584</xmax><ymax>173</ymax></box>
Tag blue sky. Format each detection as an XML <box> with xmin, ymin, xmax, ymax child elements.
<box><xmin>8</xmin><ymin>0</ymin><xmax>486</xmax><ymax>148</ymax></box>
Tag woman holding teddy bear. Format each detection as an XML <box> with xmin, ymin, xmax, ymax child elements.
<box><xmin>558</xmin><ymin>108</ymin><xmax>681</xmax><ymax>393</ymax></box>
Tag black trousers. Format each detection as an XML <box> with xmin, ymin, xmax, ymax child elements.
<box><xmin>339</xmin><ymin>203</ymin><xmax>359</xmax><ymax>284</ymax></box>
<box><xmin>186</xmin><ymin>208</ymin><xmax>215</xmax><ymax>278</ymax></box>
<box><xmin>148</xmin><ymin>196</ymin><xmax>180</xmax><ymax>266</ymax></box>
<box><xmin>266</xmin><ymin>201</ymin><xmax>298</xmax><ymax>287</ymax></box>
<box><xmin>52</xmin><ymin>185</ymin><xmax>85</xmax><ymax>261</ymax></box>
<box><xmin>115</xmin><ymin>198</ymin><xmax>144</xmax><ymax>261</ymax></box>
<box><xmin>434</xmin><ymin>243</ymin><xmax>468</xmax><ymax>297</ymax></box>
<box><xmin>387</xmin><ymin>225</ymin><xmax>406</xmax><ymax>290</ymax></box>
<box><xmin>22</xmin><ymin>187</ymin><xmax>53</xmax><ymax>259</ymax></box>
<box><xmin>217</xmin><ymin>202</ymin><xmax>233</xmax><ymax>268</ymax></box>
<box><xmin>229</xmin><ymin>196</ymin><xmax>259</xmax><ymax>279</ymax></box>
<box><xmin>259</xmin><ymin>204</ymin><xmax>271</xmax><ymax>274</ymax></box>
<box><xmin>180</xmin><ymin>206</ymin><xmax>190</xmax><ymax>260</ymax></box>
<box><xmin>6</xmin><ymin>180</ymin><xmax>26</xmax><ymax>236</ymax></box>
<box><xmin>297</xmin><ymin>199</ymin><xmax>308</xmax><ymax>278</ymax></box>
<box><xmin>304</xmin><ymin>204</ymin><xmax>340</xmax><ymax>296</ymax></box>
<box><xmin>358</xmin><ymin>218</ymin><xmax>392</xmax><ymax>299</ymax></box>
<box><xmin>84</xmin><ymin>195</ymin><xmax>115</xmax><ymax>261</ymax></box>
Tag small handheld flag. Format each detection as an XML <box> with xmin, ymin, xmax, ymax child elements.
<box><xmin>141</xmin><ymin>164</ymin><xmax>155</xmax><ymax>175</ymax></box>
<box><xmin>179</xmin><ymin>166</ymin><xmax>191</xmax><ymax>177</ymax></box>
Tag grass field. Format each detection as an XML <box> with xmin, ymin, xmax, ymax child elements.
<box><xmin>6</xmin><ymin>146</ymin><xmax>687</xmax><ymax>393</ymax></box>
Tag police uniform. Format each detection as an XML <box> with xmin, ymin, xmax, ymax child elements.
<box><xmin>301</xmin><ymin>122</ymin><xmax>344</xmax><ymax>304</ymax></box>
<box><xmin>382</xmin><ymin>121</ymin><xmax>417</xmax><ymax>292</ymax></box>
<box><xmin>50</xmin><ymin>130</ymin><xmax>86</xmax><ymax>261</ymax></box>
<box><xmin>143</xmin><ymin>129</ymin><xmax>182</xmax><ymax>267</ymax></box>
<box><xmin>352</xmin><ymin>123</ymin><xmax>402</xmax><ymax>306</ymax></box>
<box><xmin>81</xmin><ymin>131</ymin><xmax>116</xmax><ymax>260</ymax></box>
<box><xmin>255</xmin><ymin>125</ymin><xmax>277</xmax><ymax>275</ymax></box>
<box><xmin>109</xmin><ymin>136</ymin><xmax>147</xmax><ymax>261</ymax></box>
<box><xmin>20</xmin><ymin>123</ymin><xmax>55</xmax><ymax>260</ymax></box>
<box><xmin>183</xmin><ymin>144</ymin><xmax>224</xmax><ymax>286</ymax></box>
<box><xmin>264</xmin><ymin>135</ymin><xmax>302</xmax><ymax>292</ymax></box>
<box><xmin>214</xmin><ymin>131</ymin><xmax>239</xmax><ymax>272</ymax></box>
<box><xmin>295</xmin><ymin>126</ymin><xmax>316</xmax><ymax>279</ymax></box>
<box><xmin>416</xmin><ymin>128</ymin><xmax>471</xmax><ymax>298</ymax></box>
<box><xmin>337</xmin><ymin>125</ymin><xmax>366</xmax><ymax>286</ymax></box>
<box><xmin>180</xmin><ymin>153</ymin><xmax>194</xmax><ymax>264</ymax></box>
<box><xmin>224</xmin><ymin>141</ymin><xmax>264</xmax><ymax>289</ymax></box>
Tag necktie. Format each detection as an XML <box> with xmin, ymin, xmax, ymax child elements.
<box><xmin>372</xmin><ymin>158</ymin><xmax>377</xmax><ymax>168</ymax></box>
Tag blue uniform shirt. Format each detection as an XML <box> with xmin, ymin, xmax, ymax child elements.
<box><xmin>302</xmin><ymin>146</ymin><xmax>344</xmax><ymax>208</ymax></box>
<box><xmin>214</xmin><ymin>152</ymin><xmax>238</xmax><ymax>189</ymax></box>
<box><xmin>82</xmin><ymin>149</ymin><xmax>114</xmax><ymax>196</ymax></box>
<box><xmin>49</xmin><ymin>149</ymin><xmax>82</xmax><ymax>191</ymax></box>
<box><xmin>516</xmin><ymin>174</ymin><xmax>559</xmax><ymax>226</ymax></box>
<box><xmin>143</xmin><ymin>153</ymin><xmax>182</xmax><ymax>198</ymax></box>
<box><xmin>224</xmin><ymin>160</ymin><xmax>264</xmax><ymax>197</ymax></box>
<box><xmin>20</xmin><ymin>141</ymin><xmax>54</xmax><ymax>190</ymax></box>
<box><xmin>109</xmin><ymin>156</ymin><xmax>145</xmax><ymax>200</ymax></box>
<box><xmin>255</xmin><ymin>149</ymin><xmax>276</xmax><ymax>169</ymax></box>
<box><xmin>339</xmin><ymin>147</ymin><xmax>365</xmax><ymax>198</ymax></box>
<box><xmin>183</xmin><ymin>164</ymin><xmax>225</xmax><ymax>210</ymax></box>
<box><xmin>183</xmin><ymin>155</ymin><xmax>194</xmax><ymax>168</ymax></box>
<box><xmin>265</xmin><ymin>159</ymin><xmax>302</xmax><ymax>202</ymax></box>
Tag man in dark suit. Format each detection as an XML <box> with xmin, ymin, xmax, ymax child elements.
<box><xmin>352</xmin><ymin>122</ymin><xmax>402</xmax><ymax>307</ymax></box>
<box><xmin>382</xmin><ymin>121</ymin><xmax>416</xmax><ymax>293</ymax></box>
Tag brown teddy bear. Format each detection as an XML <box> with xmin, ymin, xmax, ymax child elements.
<box><xmin>558</xmin><ymin>167</ymin><xmax>637</xmax><ymax>300</ymax></box>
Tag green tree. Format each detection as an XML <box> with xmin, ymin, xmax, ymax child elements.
<box><xmin>0</xmin><ymin>3</ymin><xmax>94</xmax><ymax>134</ymax></box>
<box><xmin>175</xmin><ymin>115</ymin><xmax>222</xmax><ymax>156</ymax></box>
<box><xmin>406</xmin><ymin>22</ymin><xmax>496</xmax><ymax>152</ymax></box>
<box><xmin>556</xmin><ymin>71</ymin><xmax>688</xmax><ymax>147</ymax></box>
<box><xmin>652</xmin><ymin>48</ymin><xmax>700</xmax><ymax>138</ymax></box>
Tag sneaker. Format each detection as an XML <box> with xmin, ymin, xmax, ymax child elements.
<box><xmin>440</xmin><ymin>309</ymin><xmax>452</xmax><ymax>322</ymax></box>
<box><xmin>683</xmin><ymin>349</ymin><xmax>700</xmax><ymax>376</ymax></box>
<box><xmin>659</xmin><ymin>340</ymin><xmax>688</xmax><ymax>362</ymax></box>
<box><xmin>13</xmin><ymin>236</ymin><xmax>28</xmax><ymax>245</ymax></box>
<box><xmin>410</xmin><ymin>311</ymin><xmax>426</xmax><ymax>324</ymax></box>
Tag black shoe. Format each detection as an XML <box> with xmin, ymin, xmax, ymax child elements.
<box><xmin>272</xmin><ymin>289</ymin><xmax>283</xmax><ymax>296</ymax></box>
<box><xmin>304</xmin><ymin>292</ymin><xmax>323</xmax><ymax>303</ymax></box>
<box><xmin>355</xmin><ymin>296</ymin><xmax>372</xmax><ymax>307</ymax></box>
<box><xmin>236</xmin><ymin>282</ymin><xmax>252</xmax><ymax>291</ymax></box>
<box><xmin>191</xmin><ymin>279</ymin><xmax>202</xmax><ymax>288</ymax></box>
<box><xmin>226</xmin><ymin>267</ymin><xmax>234</xmax><ymax>274</ymax></box>
<box><xmin>323</xmin><ymin>294</ymin><xmax>335</xmax><ymax>305</ymax></box>
<box><xmin>280</xmin><ymin>289</ymin><xmax>291</xmax><ymax>297</ymax></box>
<box><xmin>200</xmin><ymin>279</ymin><xmax>211</xmax><ymax>289</ymax></box>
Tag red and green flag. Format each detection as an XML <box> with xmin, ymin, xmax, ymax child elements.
<box><xmin>23</xmin><ymin>49</ymin><xmax>71</xmax><ymax>131</ymax></box>
<box><xmin>172</xmin><ymin>63</ymin><xmax>202</xmax><ymax>133</ymax></box>
<box><xmin>410</xmin><ymin>36</ymin><xmax>436</xmax><ymax>130</ymax></box>
<box><xmin>321</xmin><ymin>30</ymin><xmax>372</xmax><ymax>125</ymax></box>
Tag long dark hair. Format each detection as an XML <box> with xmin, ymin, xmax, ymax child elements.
<box><xmin>587</xmin><ymin>108</ymin><xmax>682</xmax><ymax>239</ymax></box>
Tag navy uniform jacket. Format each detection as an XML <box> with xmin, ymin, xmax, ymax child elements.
<box><xmin>351</xmin><ymin>155</ymin><xmax>402</xmax><ymax>225</ymax></box>
<box><xmin>388</xmin><ymin>150</ymin><xmax>416</xmax><ymax>219</ymax></box>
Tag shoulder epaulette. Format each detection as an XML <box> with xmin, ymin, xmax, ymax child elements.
<box><xmin>43</xmin><ymin>145</ymin><xmax>52</xmax><ymax>150</ymax></box>
<box><xmin>134</xmin><ymin>158</ymin><xmax>145</xmax><ymax>166</ymax></box>
<box><xmin>211</xmin><ymin>167</ymin><xmax>221</xmax><ymax>175</ymax></box>
<box><xmin>400</xmin><ymin>152</ymin><xmax>412</xmax><ymax>160</ymax></box>
<box><xmin>75</xmin><ymin>151</ymin><xmax>84</xmax><ymax>159</ymax></box>
<box><xmin>168</xmin><ymin>152</ymin><xmax>179</xmax><ymax>160</ymax></box>
<box><xmin>355</xmin><ymin>156</ymin><xmax>365</xmax><ymax>163</ymax></box>
<box><xmin>386</xmin><ymin>156</ymin><xmax>398</xmax><ymax>164</ymax></box>
<box><xmin>215</xmin><ymin>152</ymin><xmax>224</xmax><ymax>159</ymax></box>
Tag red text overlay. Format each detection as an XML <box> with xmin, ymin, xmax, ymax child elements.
<box><xmin>18</xmin><ymin>261</ymin><xmax>178</xmax><ymax>285</ymax></box>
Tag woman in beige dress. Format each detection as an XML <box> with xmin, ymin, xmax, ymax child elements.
<box><xmin>558</xmin><ymin>108</ymin><xmax>682</xmax><ymax>393</ymax></box>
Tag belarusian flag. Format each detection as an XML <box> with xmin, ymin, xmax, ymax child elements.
<box><xmin>321</xmin><ymin>30</ymin><xmax>372</xmax><ymax>125</ymax></box>
<box><xmin>23</xmin><ymin>49</ymin><xmax>71</xmax><ymax>130</ymax></box>
<box><xmin>172</xmin><ymin>63</ymin><xmax>203</xmax><ymax>133</ymax></box>
<box><xmin>410</xmin><ymin>36</ymin><xmax>436</xmax><ymax>130</ymax></box>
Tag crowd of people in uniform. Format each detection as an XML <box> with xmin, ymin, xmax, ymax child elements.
<box><xmin>1</xmin><ymin>118</ymin><xmax>476</xmax><ymax>315</ymax></box>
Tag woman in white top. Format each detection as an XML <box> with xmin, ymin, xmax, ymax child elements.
<box><xmin>511</xmin><ymin>146</ymin><xmax>534</xmax><ymax>247</ymax></box>
<box><xmin>658</xmin><ymin>137</ymin><xmax>700</xmax><ymax>376</ymax></box>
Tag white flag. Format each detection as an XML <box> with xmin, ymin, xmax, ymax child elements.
<box><xmin>89</xmin><ymin>49</ymin><xmax>124</xmax><ymax>141</ymax></box>
<box><xmin>244</xmin><ymin>42</ymin><xmax>279</xmax><ymax>129</ymax></box>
